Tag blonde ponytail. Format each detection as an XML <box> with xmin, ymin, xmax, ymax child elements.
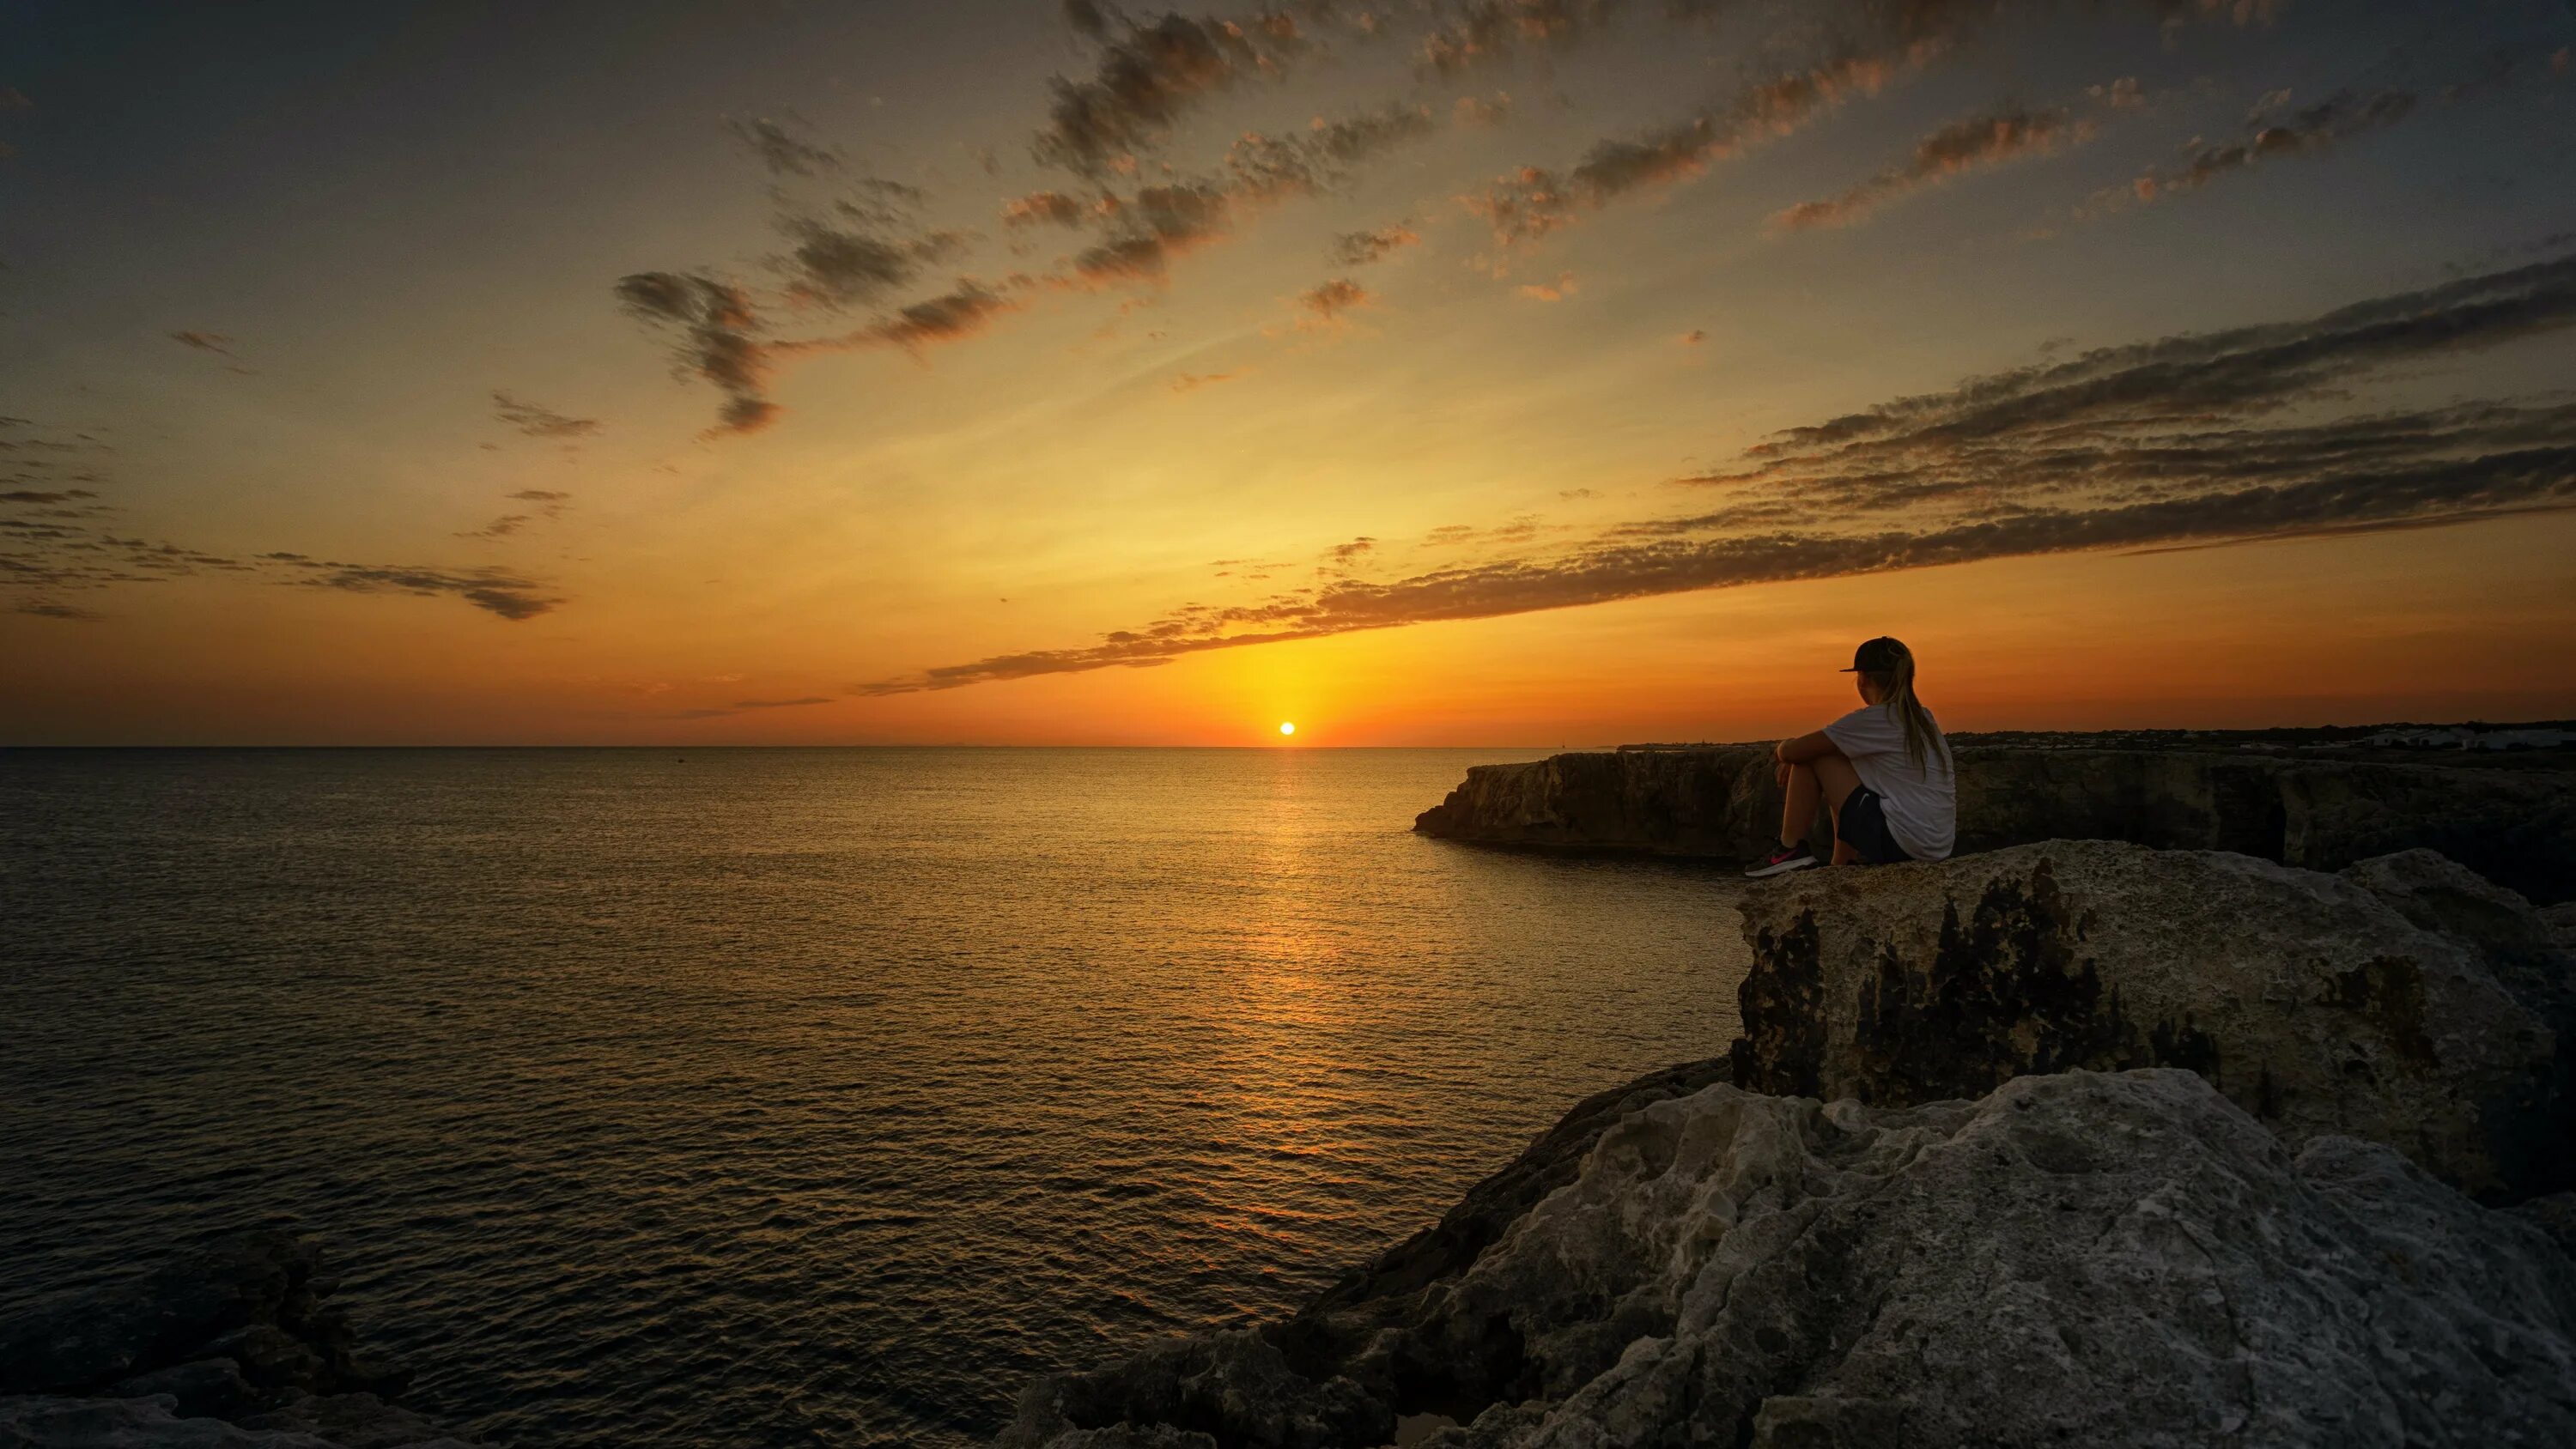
<box><xmin>1862</xmin><ymin>639</ymin><xmax>1948</xmax><ymax>773</ymax></box>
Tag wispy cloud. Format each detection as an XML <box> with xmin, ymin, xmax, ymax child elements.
<box><xmin>4</xmin><ymin>440</ymin><xmax>563</xmax><ymax>621</ymax></box>
<box><xmin>1033</xmin><ymin>6</ymin><xmax>1313</xmax><ymax>176</ymax></box>
<box><xmin>614</xmin><ymin>10</ymin><xmax>1445</xmax><ymax>436</ymax></box>
<box><xmin>15</xmin><ymin>598</ymin><xmax>104</xmax><ymax>622</ymax></box>
<box><xmin>1291</xmin><ymin>276</ymin><xmax>1375</xmax><ymax>330</ymax></box>
<box><xmin>168</xmin><ymin>330</ymin><xmax>255</xmax><ymax>373</ymax></box>
<box><xmin>1070</xmin><ymin>101</ymin><xmax>1439</xmax><ymax>288</ymax></box>
<box><xmin>860</xmin><ymin>251</ymin><xmax>2576</xmax><ymax>693</ymax></box>
<box><xmin>665</xmin><ymin>694</ymin><xmax>835</xmax><ymax>720</ymax></box>
<box><xmin>1418</xmin><ymin>0</ymin><xmax>1618</xmax><ymax>76</ymax></box>
<box><xmin>1772</xmin><ymin>104</ymin><xmax>2085</xmax><ymax>231</ymax></box>
<box><xmin>1465</xmin><ymin>48</ymin><xmax>1905</xmax><ymax>245</ymax></box>
<box><xmin>777</xmin><ymin>209</ymin><xmax>971</xmax><ymax>309</ymax></box>
<box><xmin>167</xmin><ymin>330</ymin><xmax>240</xmax><ymax>358</ymax></box>
<box><xmin>457</xmin><ymin>489</ymin><xmax>574</xmax><ymax>542</ymax></box>
<box><xmin>727</xmin><ymin>115</ymin><xmax>841</xmax><ymax>177</ymax></box>
<box><xmin>1329</xmin><ymin>222</ymin><xmax>1421</xmax><ymax>266</ymax></box>
<box><xmin>850</xmin><ymin>277</ymin><xmax>1030</xmax><ymax>350</ymax></box>
<box><xmin>289</xmin><ymin>562</ymin><xmax>558</xmax><ymax>620</ymax></box>
<box><xmin>2108</xmin><ymin>44</ymin><xmax>2563</xmax><ymax>211</ymax></box>
<box><xmin>1453</xmin><ymin>0</ymin><xmax>2293</xmax><ymax>248</ymax></box>
<box><xmin>610</xmin><ymin>0</ymin><xmax>2524</xmax><ymax>440</ymax></box>
<box><xmin>1224</xmin><ymin>102</ymin><xmax>1437</xmax><ymax>200</ymax></box>
<box><xmin>2128</xmin><ymin>89</ymin><xmax>2417</xmax><ymax>204</ymax></box>
<box><xmin>491</xmin><ymin>391</ymin><xmax>601</xmax><ymax>439</ymax></box>
<box><xmin>613</xmin><ymin>271</ymin><xmax>779</xmax><ymax>435</ymax></box>
<box><xmin>1001</xmin><ymin>189</ymin><xmax>1094</xmax><ymax>228</ymax></box>
<box><xmin>1071</xmin><ymin>181</ymin><xmax>1236</xmax><ymax>285</ymax></box>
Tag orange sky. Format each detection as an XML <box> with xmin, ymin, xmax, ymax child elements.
<box><xmin>4</xmin><ymin>1</ymin><xmax>2575</xmax><ymax>744</ymax></box>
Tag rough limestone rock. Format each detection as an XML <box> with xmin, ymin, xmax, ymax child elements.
<box><xmin>0</xmin><ymin>1231</ymin><xmax>401</xmax><ymax>1403</ymax></box>
<box><xmin>1413</xmin><ymin>746</ymin><xmax>2576</xmax><ymax>903</ymax></box>
<box><xmin>106</xmin><ymin>1360</ymin><xmax>258</xmax><ymax>1422</ymax></box>
<box><xmin>2545</xmin><ymin>901</ymin><xmax>2576</xmax><ymax>951</ymax></box>
<box><xmin>2517</xmin><ymin>1193</ymin><xmax>2576</xmax><ymax>1260</ymax></box>
<box><xmin>1298</xmin><ymin>1059</ymin><xmax>1735</xmax><ymax>1318</ymax></box>
<box><xmin>1728</xmin><ymin>840</ymin><xmax>2569</xmax><ymax>1198</ymax></box>
<box><xmin>0</xmin><ymin>1396</ymin><xmax>475</xmax><ymax>1449</ymax></box>
<box><xmin>1411</xmin><ymin>746</ymin><xmax>1783</xmax><ymax>858</ymax></box>
<box><xmin>997</xmin><ymin>1070</ymin><xmax>2576</xmax><ymax>1448</ymax></box>
<box><xmin>0</xmin><ymin>1233</ymin><xmax>464</xmax><ymax>1448</ymax></box>
<box><xmin>2341</xmin><ymin>850</ymin><xmax>2576</xmax><ymax>1143</ymax></box>
<box><xmin>2340</xmin><ymin>849</ymin><xmax>2576</xmax><ymax>1023</ymax></box>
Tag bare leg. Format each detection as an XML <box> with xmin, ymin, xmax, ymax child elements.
<box><xmin>1777</xmin><ymin>761</ymin><xmax>1819</xmax><ymax>849</ymax></box>
<box><xmin>1814</xmin><ymin>755</ymin><xmax>1864</xmax><ymax>865</ymax></box>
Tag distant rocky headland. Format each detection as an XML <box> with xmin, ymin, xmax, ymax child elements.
<box><xmin>1414</xmin><ymin>721</ymin><xmax>2576</xmax><ymax>906</ymax></box>
<box><xmin>996</xmin><ymin>727</ymin><xmax>2576</xmax><ymax>1447</ymax></box>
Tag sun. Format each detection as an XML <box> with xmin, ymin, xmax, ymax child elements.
<box><xmin>1278</xmin><ymin>721</ymin><xmax>1296</xmax><ymax>737</ymax></box>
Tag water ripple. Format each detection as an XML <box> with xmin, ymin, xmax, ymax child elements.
<box><xmin>1</xmin><ymin>748</ymin><xmax>1746</xmax><ymax>1448</ymax></box>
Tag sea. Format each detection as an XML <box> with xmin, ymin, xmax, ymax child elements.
<box><xmin>0</xmin><ymin>748</ymin><xmax>1750</xmax><ymax>1448</ymax></box>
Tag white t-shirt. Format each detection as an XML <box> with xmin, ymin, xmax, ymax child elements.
<box><xmin>1823</xmin><ymin>703</ymin><xmax>1956</xmax><ymax>861</ymax></box>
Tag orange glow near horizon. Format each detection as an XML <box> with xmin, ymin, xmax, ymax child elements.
<box><xmin>5</xmin><ymin>3</ymin><xmax>2575</xmax><ymax>743</ymax></box>
<box><xmin>9</xmin><ymin>506</ymin><xmax>2572</xmax><ymax>745</ymax></box>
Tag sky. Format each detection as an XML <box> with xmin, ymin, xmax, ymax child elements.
<box><xmin>4</xmin><ymin>0</ymin><xmax>2575</xmax><ymax>745</ymax></box>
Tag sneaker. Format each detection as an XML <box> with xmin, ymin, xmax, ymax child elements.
<box><xmin>1745</xmin><ymin>842</ymin><xmax>1819</xmax><ymax>878</ymax></box>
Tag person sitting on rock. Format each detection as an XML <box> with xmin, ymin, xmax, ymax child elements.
<box><xmin>1746</xmin><ymin>635</ymin><xmax>1955</xmax><ymax>876</ymax></box>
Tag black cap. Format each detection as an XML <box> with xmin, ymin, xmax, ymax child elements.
<box><xmin>1840</xmin><ymin>636</ymin><xmax>1905</xmax><ymax>673</ymax></box>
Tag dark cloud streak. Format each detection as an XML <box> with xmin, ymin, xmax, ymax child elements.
<box><xmin>1774</xmin><ymin>105</ymin><xmax>2081</xmax><ymax>230</ymax></box>
<box><xmin>1329</xmin><ymin>223</ymin><xmax>1421</xmax><ymax>265</ymax></box>
<box><xmin>491</xmin><ymin>391</ymin><xmax>601</xmax><ymax>439</ymax></box>
<box><xmin>728</xmin><ymin>116</ymin><xmax>842</xmax><ymax>177</ymax></box>
<box><xmin>861</xmin><ymin>252</ymin><xmax>2576</xmax><ymax>693</ymax></box>
<box><xmin>296</xmin><ymin>563</ymin><xmax>557</xmax><ymax>621</ymax></box>
<box><xmin>665</xmin><ymin>694</ymin><xmax>835</xmax><ymax>720</ymax></box>
<box><xmin>2129</xmin><ymin>89</ymin><xmax>2416</xmax><ymax>203</ymax></box>
<box><xmin>1033</xmin><ymin>8</ymin><xmax>1310</xmax><ymax>176</ymax></box>
<box><xmin>1418</xmin><ymin>0</ymin><xmax>1620</xmax><ymax>76</ymax></box>
<box><xmin>614</xmin><ymin>270</ymin><xmax>780</xmax><ymax>435</ymax></box>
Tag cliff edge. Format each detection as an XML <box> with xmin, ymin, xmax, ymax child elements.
<box><xmin>1413</xmin><ymin>743</ymin><xmax>2576</xmax><ymax>904</ymax></box>
<box><xmin>1728</xmin><ymin>840</ymin><xmax>2576</xmax><ymax>1200</ymax></box>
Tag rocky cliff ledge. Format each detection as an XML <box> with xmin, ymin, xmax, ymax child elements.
<box><xmin>1412</xmin><ymin>744</ymin><xmax>2576</xmax><ymax>904</ymax></box>
<box><xmin>0</xmin><ymin>1230</ymin><xmax>471</xmax><ymax>1447</ymax></box>
<box><xmin>1729</xmin><ymin>841</ymin><xmax>2576</xmax><ymax>1201</ymax></box>
<box><xmin>998</xmin><ymin>1068</ymin><xmax>2576</xmax><ymax>1449</ymax></box>
<box><xmin>997</xmin><ymin>844</ymin><xmax>2576</xmax><ymax>1448</ymax></box>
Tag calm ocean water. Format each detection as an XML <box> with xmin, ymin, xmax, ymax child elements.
<box><xmin>0</xmin><ymin>748</ymin><xmax>1748</xmax><ymax>1448</ymax></box>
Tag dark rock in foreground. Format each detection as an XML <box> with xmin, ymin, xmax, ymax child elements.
<box><xmin>996</xmin><ymin>1070</ymin><xmax>2576</xmax><ymax>1448</ymax></box>
<box><xmin>0</xmin><ymin>1231</ymin><xmax>469</xmax><ymax>1447</ymax></box>
<box><xmin>1729</xmin><ymin>841</ymin><xmax>2576</xmax><ymax>1199</ymax></box>
<box><xmin>1412</xmin><ymin>744</ymin><xmax>2576</xmax><ymax>904</ymax></box>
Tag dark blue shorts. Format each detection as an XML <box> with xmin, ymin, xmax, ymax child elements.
<box><xmin>1838</xmin><ymin>787</ymin><xmax>1912</xmax><ymax>865</ymax></box>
